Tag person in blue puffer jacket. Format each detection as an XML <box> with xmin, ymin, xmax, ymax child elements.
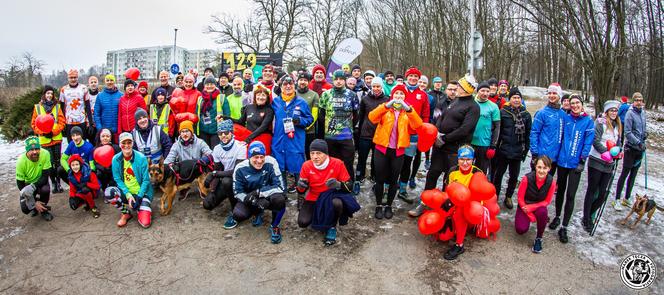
<box><xmin>94</xmin><ymin>74</ymin><xmax>123</xmax><ymax>138</ymax></box>
<box><xmin>271</xmin><ymin>76</ymin><xmax>313</xmax><ymax>191</ymax></box>
<box><xmin>529</xmin><ymin>83</ymin><xmax>566</xmax><ymax>174</ymax></box>
<box><xmin>548</xmin><ymin>94</ymin><xmax>594</xmax><ymax>244</ymax></box>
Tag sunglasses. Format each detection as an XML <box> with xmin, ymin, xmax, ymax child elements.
<box><xmin>218</xmin><ymin>131</ymin><xmax>232</xmax><ymax>135</ymax></box>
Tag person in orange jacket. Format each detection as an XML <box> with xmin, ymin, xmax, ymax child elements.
<box><xmin>368</xmin><ymin>84</ymin><xmax>423</xmax><ymax>220</ymax></box>
<box><xmin>31</xmin><ymin>85</ymin><xmax>67</xmax><ymax>193</ymax></box>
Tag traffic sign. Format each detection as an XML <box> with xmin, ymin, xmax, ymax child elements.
<box><xmin>170</xmin><ymin>64</ymin><xmax>180</xmax><ymax>75</ymax></box>
<box><xmin>467</xmin><ymin>31</ymin><xmax>484</xmax><ymax>58</ymax></box>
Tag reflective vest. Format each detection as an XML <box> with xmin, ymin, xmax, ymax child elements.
<box><xmin>132</xmin><ymin>125</ymin><xmax>163</xmax><ymax>161</ymax></box>
<box><xmin>34</xmin><ymin>104</ymin><xmax>62</xmax><ymax>145</ymax></box>
<box><xmin>195</xmin><ymin>94</ymin><xmax>225</xmax><ymax>134</ymax></box>
<box><xmin>150</xmin><ymin>104</ymin><xmax>171</xmax><ymax>135</ymax></box>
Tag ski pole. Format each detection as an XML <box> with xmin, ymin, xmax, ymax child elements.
<box><xmin>590</xmin><ymin>160</ymin><xmax>619</xmax><ymax>236</ymax></box>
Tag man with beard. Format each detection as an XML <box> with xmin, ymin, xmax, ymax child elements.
<box><xmin>16</xmin><ymin>137</ymin><xmax>54</xmax><ymax>221</ymax></box>
<box><xmin>309</xmin><ymin>64</ymin><xmax>332</xmax><ymax>96</ymax></box>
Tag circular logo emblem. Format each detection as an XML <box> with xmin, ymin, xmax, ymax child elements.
<box><xmin>620</xmin><ymin>254</ymin><xmax>656</xmax><ymax>290</ymax></box>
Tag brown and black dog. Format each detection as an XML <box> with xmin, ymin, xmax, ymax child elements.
<box><xmin>621</xmin><ymin>194</ymin><xmax>664</xmax><ymax>229</ymax></box>
<box><xmin>148</xmin><ymin>159</ymin><xmax>209</xmax><ymax>216</ymax></box>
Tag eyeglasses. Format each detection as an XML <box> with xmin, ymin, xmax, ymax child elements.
<box><xmin>218</xmin><ymin>131</ymin><xmax>232</xmax><ymax>135</ymax></box>
<box><xmin>634</xmin><ymin>98</ymin><xmax>644</xmax><ymax>102</ymax></box>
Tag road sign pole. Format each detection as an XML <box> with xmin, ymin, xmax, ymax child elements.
<box><xmin>469</xmin><ymin>0</ymin><xmax>475</xmax><ymax>76</ymax></box>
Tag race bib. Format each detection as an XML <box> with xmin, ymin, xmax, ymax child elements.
<box><xmin>283</xmin><ymin>118</ymin><xmax>295</xmax><ymax>134</ymax></box>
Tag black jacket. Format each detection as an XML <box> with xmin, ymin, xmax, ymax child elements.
<box><xmin>358</xmin><ymin>91</ymin><xmax>389</xmax><ymax>139</ymax></box>
<box><xmin>436</xmin><ymin>94</ymin><xmax>480</xmax><ymax>153</ymax></box>
<box><xmin>496</xmin><ymin>105</ymin><xmax>532</xmax><ymax>160</ymax></box>
<box><xmin>237</xmin><ymin>103</ymin><xmax>274</xmax><ymax>142</ymax></box>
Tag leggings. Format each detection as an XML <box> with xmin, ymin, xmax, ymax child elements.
<box><xmin>492</xmin><ymin>156</ymin><xmax>521</xmax><ymax>199</ymax></box>
<box><xmin>399</xmin><ymin>138</ymin><xmax>421</xmax><ymax>183</ymax></box>
<box><xmin>203</xmin><ymin>176</ymin><xmax>236</xmax><ymax>210</ymax></box>
<box><xmin>43</xmin><ymin>144</ymin><xmax>62</xmax><ymax>186</ymax></box>
<box><xmin>515</xmin><ymin>206</ymin><xmax>548</xmax><ymax>238</ymax></box>
<box><xmin>326</xmin><ymin>139</ymin><xmax>355</xmax><ymax>182</ymax></box>
<box><xmin>96</xmin><ymin>166</ymin><xmax>116</xmax><ymax>190</ymax></box>
<box><xmin>424</xmin><ymin>147</ymin><xmax>457</xmax><ymax>190</ymax></box>
<box><xmin>615</xmin><ymin>148</ymin><xmax>643</xmax><ymax>201</ymax></box>
<box><xmin>373</xmin><ymin>148</ymin><xmax>404</xmax><ymax>206</ymax></box>
<box><xmin>356</xmin><ymin>138</ymin><xmax>375</xmax><ymax>181</ymax></box>
<box><xmin>233</xmin><ymin>193</ymin><xmax>286</xmax><ymax>227</ymax></box>
<box><xmin>452</xmin><ymin>208</ymin><xmax>468</xmax><ymax>245</ymax></box>
<box><xmin>555</xmin><ymin>166</ymin><xmax>582</xmax><ymax>227</ymax></box>
<box><xmin>69</xmin><ymin>192</ymin><xmax>96</xmax><ymax>210</ymax></box>
<box><xmin>472</xmin><ymin>145</ymin><xmax>490</xmax><ymax>173</ymax></box>
<box><xmin>118</xmin><ymin>192</ymin><xmax>152</xmax><ymax>214</ymax></box>
<box><xmin>20</xmin><ymin>183</ymin><xmax>51</xmax><ymax>214</ymax></box>
<box><xmin>583</xmin><ymin>166</ymin><xmax>612</xmax><ymax>221</ymax></box>
<box><xmin>298</xmin><ymin>199</ymin><xmax>343</xmax><ymax>228</ymax></box>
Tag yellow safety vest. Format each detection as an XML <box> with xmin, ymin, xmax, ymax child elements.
<box><xmin>34</xmin><ymin>104</ymin><xmax>62</xmax><ymax>145</ymax></box>
<box><xmin>150</xmin><ymin>104</ymin><xmax>171</xmax><ymax>134</ymax></box>
<box><xmin>195</xmin><ymin>94</ymin><xmax>224</xmax><ymax>134</ymax></box>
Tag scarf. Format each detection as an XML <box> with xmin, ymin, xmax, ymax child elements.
<box><xmin>42</xmin><ymin>98</ymin><xmax>56</xmax><ymax>114</ymax></box>
<box><xmin>89</xmin><ymin>88</ymin><xmax>99</xmax><ymax>96</ymax></box>
<box><xmin>201</xmin><ymin>89</ymin><xmax>220</xmax><ymax>112</ymax></box>
<box><xmin>282</xmin><ymin>91</ymin><xmax>295</xmax><ymax>103</ymax></box>
<box><xmin>310</xmin><ymin>81</ymin><xmax>326</xmax><ymax>94</ymax></box>
<box><xmin>314</xmin><ymin>157</ymin><xmax>330</xmax><ymax>170</ymax></box>
<box><xmin>547</xmin><ymin>101</ymin><xmax>561</xmax><ymax>109</ymax></box>
<box><xmin>221</xmin><ymin>139</ymin><xmax>235</xmax><ymax>151</ymax></box>
<box><xmin>181</xmin><ymin>137</ymin><xmax>194</xmax><ymax>147</ymax></box>
<box><xmin>406</xmin><ymin>83</ymin><xmax>418</xmax><ymax>92</ymax></box>
<box><xmin>511</xmin><ymin>106</ymin><xmax>526</xmax><ymax>144</ymax></box>
<box><xmin>262</xmin><ymin>80</ymin><xmax>274</xmax><ymax>88</ymax></box>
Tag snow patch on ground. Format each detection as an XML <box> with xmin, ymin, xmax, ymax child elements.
<box><xmin>0</xmin><ymin>227</ymin><xmax>24</xmax><ymax>243</ymax></box>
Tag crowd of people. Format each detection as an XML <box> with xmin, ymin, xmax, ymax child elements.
<box><xmin>16</xmin><ymin>64</ymin><xmax>649</xmax><ymax>260</ymax></box>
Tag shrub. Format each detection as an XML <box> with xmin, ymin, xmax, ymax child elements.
<box><xmin>1</xmin><ymin>87</ymin><xmax>46</xmax><ymax>141</ymax></box>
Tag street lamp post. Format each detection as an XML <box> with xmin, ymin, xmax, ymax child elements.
<box><xmin>173</xmin><ymin>28</ymin><xmax>178</xmax><ymax>67</ymax></box>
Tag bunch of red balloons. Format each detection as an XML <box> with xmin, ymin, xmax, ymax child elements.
<box><xmin>416</xmin><ymin>123</ymin><xmax>438</xmax><ymax>152</ymax></box>
<box><xmin>417</xmin><ymin>172</ymin><xmax>502</xmax><ymax>241</ymax></box>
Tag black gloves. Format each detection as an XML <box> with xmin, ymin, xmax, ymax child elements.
<box><xmin>575</xmin><ymin>160</ymin><xmax>585</xmax><ymax>173</ymax></box>
<box><xmin>296</xmin><ymin>178</ymin><xmax>309</xmax><ymax>193</ymax></box>
<box><xmin>441</xmin><ymin>199</ymin><xmax>453</xmax><ymax>212</ymax></box>
<box><xmin>245</xmin><ymin>189</ymin><xmax>260</xmax><ymax>206</ymax></box>
<box><xmin>326</xmin><ymin>178</ymin><xmax>341</xmax><ymax>190</ymax></box>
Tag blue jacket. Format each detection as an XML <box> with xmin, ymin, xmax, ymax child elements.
<box><xmin>271</xmin><ymin>95</ymin><xmax>313</xmax><ymax>173</ymax></box>
<box><xmin>232</xmin><ymin>156</ymin><xmax>284</xmax><ymax>202</ymax></box>
<box><xmin>94</xmin><ymin>87</ymin><xmax>122</xmax><ymax>133</ymax></box>
<box><xmin>111</xmin><ymin>151</ymin><xmax>153</xmax><ymax>200</ymax></box>
<box><xmin>556</xmin><ymin>113</ymin><xmax>595</xmax><ymax>168</ymax></box>
<box><xmin>529</xmin><ymin>105</ymin><xmax>565</xmax><ymax>160</ymax></box>
<box><xmin>312</xmin><ymin>190</ymin><xmax>361</xmax><ymax>232</ymax></box>
<box><xmin>618</xmin><ymin>102</ymin><xmax>631</xmax><ymax>123</ymax></box>
<box><xmin>624</xmin><ymin>106</ymin><xmax>647</xmax><ymax>150</ymax></box>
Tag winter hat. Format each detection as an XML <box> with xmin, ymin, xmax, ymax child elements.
<box><xmin>419</xmin><ymin>75</ymin><xmax>429</xmax><ymax>84</ymax></box>
<box><xmin>364</xmin><ymin>70</ymin><xmax>376</xmax><ymax>78</ymax></box>
<box><xmin>204</xmin><ymin>75</ymin><xmax>217</xmax><ymax>85</ymax></box>
<box><xmin>24</xmin><ymin>136</ymin><xmax>40</xmax><ymax>152</ymax></box>
<box><xmin>498</xmin><ymin>80</ymin><xmax>510</xmax><ymax>87</ymax></box>
<box><xmin>390</xmin><ymin>84</ymin><xmax>408</xmax><ymax>98</ymax></box>
<box><xmin>487</xmin><ymin>78</ymin><xmax>498</xmax><ymax>86</ymax></box>
<box><xmin>119</xmin><ymin>132</ymin><xmax>133</xmax><ymax>143</ymax></box>
<box><xmin>603</xmin><ymin>100</ymin><xmax>620</xmax><ymax>113</ymax></box>
<box><xmin>43</xmin><ymin>85</ymin><xmax>55</xmax><ymax>95</ymax></box>
<box><xmin>105</xmin><ymin>74</ymin><xmax>116</xmax><ymax>82</ymax></box>
<box><xmin>458</xmin><ymin>74</ymin><xmax>477</xmax><ymax>94</ymax></box>
<box><xmin>248</xmin><ymin>141</ymin><xmax>266</xmax><ymax>157</ymax></box>
<box><xmin>621</xmin><ymin>96</ymin><xmax>629</xmax><ymax>103</ymax></box>
<box><xmin>333</xmin><ymin>70</ymin><xmax>346</xmax><ymax>80</ymax></box>
<box><xmin>218</xmin><ymin>72</ymin><xmax>229</xmax><ymax>80</ymax></box>
<box><xmin>404</xmin><ymin>67</ymin><xmax>422</xmax><ymax>78</ymax></box>
<box><xmin>508</xmin><ymin>87</ymin><xmax>522</xmax><ymax>99</ymax></box>
<box><xmin>124</xmin><ymin>79</ymin><xmax>136</xmax><ymax>89</ymax></box>
<box><xmin>342</xmin><ymin>64</ymin><xmax>350</xmax><ymax>71</ymax></box>
<box><xmin>371</xmin><ymin>76</ymin><xmax>384</xmax><ymax>87</ymax></box>
<box><xmin>309</xmin><ymin>139</ymin><xmax>328</xmax><ymax>154</ymax></box>
<box><xmin>347</xmin><ymin>77</ymin><xmax>357</xmax><ymax>85</ymax></box>
<box><xmin>67</xmin><ymin>153</ymin><xmax>84</xmax><ymax>167</ymax></box>
<box><xmin>184</xmin><ymin>74</ymin><xmax>195</xmax><ymax>82</ymax></box>
<box><xmin>134</xmin><ymin>108</ymin><xmax>148</xmax><ymax>122</ymax></box>
<box><xmin>155</xmin><ymin>87</ymin><xmax>167</xmax><ymax>98</ymax></box>
<box><xmin>138</xmin><ymin>81</ymin><xmax>149</xmax><ymax>89</ymax></box>
<box><xmin>312</xmin><ymin>64</ymin><xmax>326</xmax><ymax>76</ymax></box>
<box><xmin>395</xmin><ymin>74</ymin><xmax>404</xmax><ymax>80</ymax></box>
<box><xmin>297</xmin><ymin>72</ymin><xmax>311</xmax><ymax>81</ymax></box>
<box><xmin>70</xmin><ymin>126</ymin><xmax>83</xmax><ymax>136</ymax></box>
<box><xmin>547</xmin><ymin>83</ymin><xmax>563</xmax><ymax>97</ymax></box>
<box><xmin>458</xmin><ymin>145</ymin><xmax>475</xmax><ymax>159</ymax></box>
<box><xmin>217</xmin><ymin>119</ymin><xmax>234</xmax><ymax>133</ymax></box>
<box><xmin>262</xmin><ymin>64</ymin><xmax>274</xmax><ymax>73</ymax></box>
<box><xmin>100</xmin><ymin>128</ymin><xmax>112</xmax><ymax>137</ymax></box>
<box><xmin>351</xmin><ymin>64</ymin><xmax>361</xmax><ymax>71</ymax></box>
<box><xmin>281</xmin><ymin>75</ymin><xmax>294</xmax><ymax>86</ymax></box>
<box><xmin>179</xmin><ymin>120</ymin><xmax>194</xmax><ymax>133</ymax></box>
<box><xmin>384</xmin><ymin>70</ymin><xmax>394</xmax><ymax>77</ymax></box>
<box><xmin>477</xmin><ymin>81</ymin><xmax>490</xmax><ymax>91</ymax></box>
<box><xmin>432</xmin><ymin>76</ymin><xmax>443</xmax><ymax>83</ymax></box>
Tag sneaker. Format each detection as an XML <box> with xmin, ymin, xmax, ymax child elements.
<box><xmin>611</xmin><ymin>200</ymin><xmax>622</xmax><ymax>211</ymax></box>
<box><xmin>532</xmin><ymin>238</ymin><xmax>543</xmax><ymax>253</ymax></box>
<box><xmin>503</xmin><ymin>197</ymin><xmax>514</xmax><ymax>209</ymax></box>
<box><xmin>91</xmin><ymin>207</ymin><xmax>100</xmax><ymax>218</ymax></box>
<box><xmin>270</xmin><ymin>226</ymin><xmax>282</xmax><ymax>244</ymax></box>
<box><xmin>252</xmin><ymin>213</ymin><xmax>264</xmax><ymax>227</ymax></box>
<box><xmin>398</xmin><ymin>190</ymin><xmax>414</xmax><ymax>204</ymax></box>
<box><xmin>582</xmin><ymin>219</ymin><xmax>592</xmax><ymax>233</ymax></box>
<box><xmin>424</xmin><ymin>160</ymin><xmax>431</xmax><ymax>171</ymax></box>
<box><xmin>324</xmin><ymin>227</ymin><xmax>337</xmax><ymax>246</ymax></box>
<box><xmin>443</xmin><ymin>244</ymin><xmax>465</xmax><ymax>260</ymax></box>
<box><xmin>223</xmin><ymin>215</ymin><xmax>238</xmax><ymax>229</ymax></box>
<box><xmin>287</xmin><ymin>183</ymin><xmax>297</xmax><ymax>194</ymax></box>
<box><xmin>408</xmin><ymin>202</ymin><xmax>426</xmax><ymax>217</ymax></box>
<box><xmin>558</xmin><ymin>227</ymin><xmax>569</xmax><ymax>243</ymax></box>
<box><xmin>408</xmin><ymin>178</ymin><xmax>417</xmax><ymax>189</ymax></box>
<box><xmin>353</xmin><ymin>181</ymin><xmax>361</xmax><ymax>195</ymax></box>
<box><xmin>55</xmin><ymin>183</ymin><xmax>64</xmax><ymax>193</ymax></box>
<box><xmin>548</xmin><ymin>216</ymin><xmax>561</xmax><ymax>230</ymax></box>
<box><xmin>621</xmin><ymin>198</ymin><xmax>632</xmax><ymax>208</ymax></box>
<box><xmin>41</xmin><ymin>211</ymin><xmax>54</xmax><ymax>221</ymax></box>
<box><xmin>138</xmin><ymin>210</ymin><xmax>152</xmax><ymax>228</ymax></box>
<box><xmin>374</xmin><ymin>206</ymin><xmax>384</xmax><ymax>219</ymax></box>
<box><xmin>117</xmin><ymin>213</ymin><xmax>132</xmax><ymax>227</ymax></box>
<box><xmin>384</xmin><ymin>206</ymin><xmax>394</xmax><ymax>219</ymax></box>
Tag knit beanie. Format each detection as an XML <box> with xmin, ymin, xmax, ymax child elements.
<box><xmin>138</xmin><ymin>81</ymin><xmax>149</xmax><ymax>89</ymax></box>
<box><xmin>179</xmin><ymin>120</ymin><xmax>194</xmax><ymax>133</ymax></box>
<box><xmin>603</xmin><ymin>100</ymin><xmax>620</xmax><ymax>113</ymax></box>
<box><xmin>371</xmin><ymin>77</ymin><xmax>384</xmax><ymax>87</ymax></box>
<box><xmin>333</xmin><ymin>70</ymin><xmax>346</xmax><ymax>80</ymax></box>
<box><xmin>70</xmin><ymin>126</ymin><xmax>83</xmax><ymax>136</ymax></box>
<box><xmin>105</xmin><ymin>74</ymin><xmax>116</xmax><ymax>82</ymax></box>
<box><xmin>458</xmin><ymin>74</ymin><xmax>477</xmax><ymax>94</ymax></box>
<box><xmin>432</xmin><ymin>77</ymin><xmax>443</xmax><ymax>83</ymax></box>
<box><xmin>309</xmin><ymin>139</ymin><xmax>328</xmax><ymax>154</ymax></box>
<box><xmin>217</xmin><ymin>119</ymin><xmax>234</xmax><ymax>133</ymax></box>
<box><xmin>404</xmin><ymin>67</ymin><xmax>422</xmax><ymax>78</ymax></box>
<box><xmin>248</xmin><ymin>141</ymin><xmax>266</xmax><ymax>157</ymax></box>
<box><xmin>487</xmin><ymin>78</ymin><xmax>498</xmax><ymax>86</ymax></box>
<box><xmin>124</xmin><ymin>79</ymin><xmax>136</xmax><ymax>89</ymax></box>
<box><xmin>24</xmin><ymin>136</ymin><xmax>40</xmax><ymax>152</ymax></box>
<box><xmin>508</xmin><ymin>87</ymin><xmax>522</xmax><ymax>99</ymax></box>
<box><xmin>547</xmin><ymin>83</ymin><xmax>563</xmax><ymax>97</ymax></box>
<box><xmin>155</xmin><ymin>87</ymin><xmax>167</xmax><ymax>98</ymax></box>
<box><xmin>312</xmin><ymin>64</ymin><xmax>326</xmax><ymax>76</ymax></box>
<box><xmin>364</xmin><ymin>70</ymin><xmax>376</xmax><ymax>78</ymax></box>
<box><xmin>351</xmin><ymin>64</ymin><xmax>361</xmax><ymax>71</ymax></box>
<box><xmin>43</xmin><ymin>85</ymin><xmax>55</xmax><ymax>95</ymax></box>
<box><xmin>477</xmin><ymin>81</ymin><xmax>490</xmax><ymax>91</ymax></box>
<box><xmin>458</xmin><ymin>146</ymin><xmax>475</xmax><ymax>159</ymax></box>
<box><xmin>419</xmin><ymin>75</ymin><xmax>429</xmax><ymax>84</ymax></box>
<box><xmin>204</xmin><ymin>75</ymin><xmax>217</xmax><ymax>85</ymax></box>
<box><xmin>134</xmin><ymin>108</ymin><xmax>148</xmax><ymax>122</ymax></box>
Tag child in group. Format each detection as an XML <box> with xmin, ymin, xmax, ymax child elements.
<box><xmin>67</xmin><ymin>154</ymin><xmax>101</xmax><ymax>218</ymax></box>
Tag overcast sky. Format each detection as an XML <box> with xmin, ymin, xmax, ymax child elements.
<box><xmin>1</xmin><ymin>0</ymin><xmax>250</xmax><ymax>72</ymax></box>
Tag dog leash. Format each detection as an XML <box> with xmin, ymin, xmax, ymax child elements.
<box><xmin>644</xmin><ymin>150</ymin><xmax>648</xmax><ymax>190</ymax></box>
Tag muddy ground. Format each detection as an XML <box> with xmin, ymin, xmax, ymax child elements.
<box><xmin>1</xmin><ymin>89</ymin><xmax>661</xmax><ymax>294</ymax></box>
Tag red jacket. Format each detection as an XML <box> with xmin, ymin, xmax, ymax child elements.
<box><xmin>182</xmin><ymin>88</ymin><xmax>202</xmax><ymax>114</ymax></box>
<box><xmin>488</xmin><ymin>94</ymin><xmax>505</xmax><ymax>109</ymax></box>
<box><xmin>117</xmin><ymin>91</ymin><xmax>147</xmax><ymax>134</ymax></box>
<box><xmin>404</xmin><ymin>86</ymin><xmax>430</xmax><ymax>134</ymax></box>
<box><xmin>298</xmin><ymin>157</ymin><xmax>350</xmax><ymax>202</ymax></box>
